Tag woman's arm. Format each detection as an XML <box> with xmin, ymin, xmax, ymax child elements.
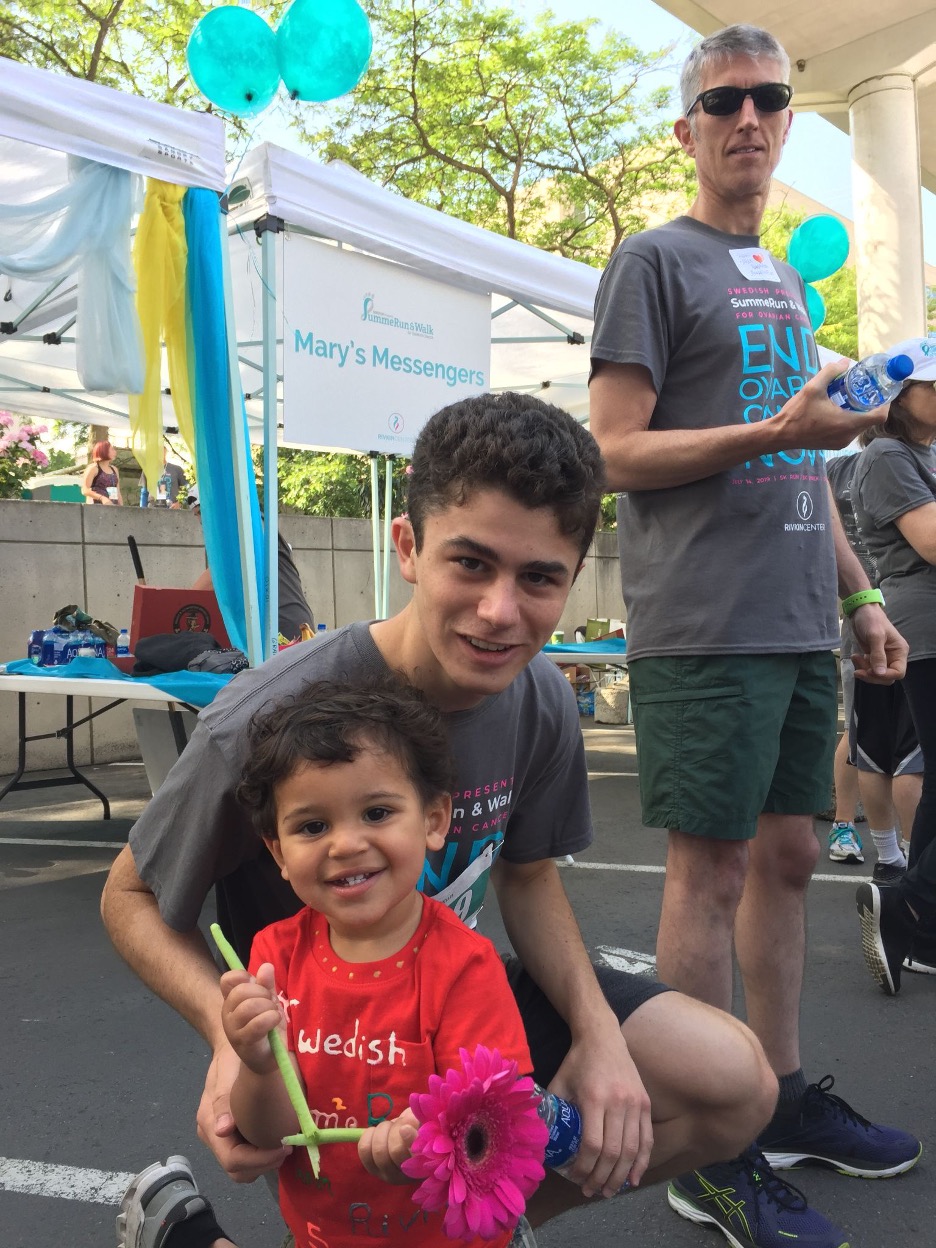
<box><xmin>80</xmin><ymin>463</ymin><xmax>99</xmax><ymax>503</ymax></box>
<box><xmin>894</xmin><ymin>501</ymin><xmax>936</xmax><ymax>564</ymax></box>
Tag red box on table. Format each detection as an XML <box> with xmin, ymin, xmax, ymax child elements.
<box><xmin>130</xmin><ymin>585</ymin><xmax>231</xmax><ymax>652</ymax></box>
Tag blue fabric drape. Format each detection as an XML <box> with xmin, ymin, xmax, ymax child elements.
<box><xmin>182</xmin><ymin>189</ymin><xmax>265</xmax><ymax>656</ymax></box>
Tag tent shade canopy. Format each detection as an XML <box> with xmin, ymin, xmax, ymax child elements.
<box><xmin>0</xmin><ymin>56</ymin><xmax>225</xmax><ymax>189</ymax></box>
<box><xmin>227</xmin><ymin>143</ymin><xmax>599</xmax><ymax>319</ymax></box>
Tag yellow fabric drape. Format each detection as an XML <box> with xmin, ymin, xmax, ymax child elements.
<box><xmin>128</xmin><ymin>179</ymin><xmax>196</xmax><ymax>491</ymax></box>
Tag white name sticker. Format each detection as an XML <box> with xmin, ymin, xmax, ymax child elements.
<box><xmin>729</xmin><ymin>248</ymin><xmax>781</xmax><ymax>282</ymax></box>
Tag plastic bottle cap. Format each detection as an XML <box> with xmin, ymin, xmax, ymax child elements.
<box><xmin>886</xmin><ymin>353</ymin><xmax>914</xmax><ymax>382</ymax></box>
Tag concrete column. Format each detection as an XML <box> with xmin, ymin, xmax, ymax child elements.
<box><xmin>848</xmin><ymin>73</ymin><xmax>927</xmax><ymax>356</ymax></box>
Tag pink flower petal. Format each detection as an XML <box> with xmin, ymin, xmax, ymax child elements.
<box><xmin>407</xmin><ymin>1045</ymin><xmax>548</xmax><ymax>1241</ymax></box>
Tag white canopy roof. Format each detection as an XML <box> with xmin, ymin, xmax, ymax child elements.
<box><xmin>0</xmin><ymin>56</ymin><xmax>226</xmax><ymax>189</ymax></box>
<box><xmin>228</xmin><ymin>143</ymin><xmax>598</xmax><ymax>318</ymax></box>
<box><xmin>0</xmin><ymin>58</ymin><xmax>226</xmax><ymax>433</ymax></box>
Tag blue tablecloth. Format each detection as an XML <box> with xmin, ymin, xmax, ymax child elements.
<box><xmin>2</xmin><ymin>656</ymin><xmax>232</xmax><ymax>708</ymax></box>
<box><xmin>543</xmin><ymin>638</ymin><xmax>627</xmax><ymax>657</ymax></box>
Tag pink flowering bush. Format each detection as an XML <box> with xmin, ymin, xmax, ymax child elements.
<box><xmin>402</xmin><ymin>1046</ymin><xmax>547</xmax><ymax>1242</ymax></box>
<box><xmin>0</xmin><ymin>411</ymin><xmax>50</xmax><ymax>499</ymax></box>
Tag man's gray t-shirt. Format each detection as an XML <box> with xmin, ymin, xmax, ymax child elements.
<box><xmin>141</xmin><ymin>461</ymin><xmax>187</xmax><ymax>505</ymax></box>
<box><xmin>851</xmin><ymin>438</ymin><xmax>936</xmax><ymax>662</ymax></box>
<box><xmin>130</xmin><ymin>621</ymin><xmax>592</xmax><ymax>962</ymax></box>
<box><xmin>591</xmin><ymin>216</ymin><xmax>838</xmax><ymax>661</ymax></box>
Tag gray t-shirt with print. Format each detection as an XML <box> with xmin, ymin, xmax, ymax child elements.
<box><xmin>130</xmin><ymin>620</ymin><xmax>592</xmax><ymax>963</ymax></box>
<box><xmin>851</xmin><ymin>437</ymin><xmax>936</xmax><ymax>662</ymax></box>
<box><xmin>590</xmin><ymin>216</ymin><xmax>839</xmax><ymax>661</ymax></box>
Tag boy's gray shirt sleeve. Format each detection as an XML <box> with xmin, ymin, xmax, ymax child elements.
<box><xmin>129</xmin><ymin>719</ymin><xmax>255</xmax><ymax>932</ymax></box>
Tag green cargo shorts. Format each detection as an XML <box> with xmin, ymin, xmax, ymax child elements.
<box><xmin>628</xmin><ymin>652</ymin><xmax>837</xmax><ymax>840</ymax></box>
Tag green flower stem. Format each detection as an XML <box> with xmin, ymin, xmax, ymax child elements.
<box><xmin>283</xmin><ymin>1129</ymin><xmax>364</xmax><ymax>1145</ymax></box>
<box><xmin>209</xmin><ymin>922</ymin><xmax>368</xmax><ymax>1177</ymax></box>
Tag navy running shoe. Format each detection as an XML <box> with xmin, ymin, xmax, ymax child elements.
<box><xmin>668</xmin><ymin>1146</ymin><xmax>849</xmax><ymax>1247</ymax></box>
<box><xmin>760</xmin><ymin>1076</ymin><xmax>921</xmax><ymax>1177</ymax></box>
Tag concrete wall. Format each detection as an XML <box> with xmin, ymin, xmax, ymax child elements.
<box><xmin>0</xmin><ymin>500</ymin><xmax>625</xmax><ymax>773</ymax></box>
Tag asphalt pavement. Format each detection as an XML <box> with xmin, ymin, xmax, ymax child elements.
<box><xmin>1</xmin><ymin>723</ymin><xmax>933</xmax><ymax>1248</ymax></box>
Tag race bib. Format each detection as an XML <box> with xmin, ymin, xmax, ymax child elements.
<box><xmin>433</xmin><ymin>842</ymin><xmax>500</xmax><ymax>926</ymax></box>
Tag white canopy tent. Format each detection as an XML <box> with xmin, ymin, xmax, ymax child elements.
<box><xmin>0</xmin><ymin>57</ymin><xmax>228</xmax><ymax>436</ymax></box>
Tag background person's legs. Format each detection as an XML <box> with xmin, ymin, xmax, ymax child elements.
<box><xmin>656</xmin><ymin>833</ymin><xmax>748</xmax><ymax>1012</ymax></box>
<box><xmin>734</xmin><ymin>813</ymin><xmax>817</xmax><ymax>1077</ymax></box>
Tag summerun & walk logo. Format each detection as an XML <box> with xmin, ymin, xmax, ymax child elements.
<box><xmin>361</xmin><ymin>293</ymin><xmax>434</xmax><ymax>339</ymax></box>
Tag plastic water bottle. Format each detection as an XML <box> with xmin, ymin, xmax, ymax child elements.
<box><xmin>77</xmin><ymin>631</ymin><xmax>98</xmax><ymax>659</ymax></box>
<box><xmin>27</xmin><ymin>629</ymin><xmax>45</xmax><ymax>663</ymax></box>
<box><xmin>40</xmin><ymin>626</ymin><xmax>71</xmax><ymax>666</ymax></box>
<box><xmin>317</xmin><ymin>622</ymin><xmax>327</xmax><ymax>636</ymax></box>
<box><xmin>116</xmin><ymin>629</ymin><xmax>131</xmax><ymax>657</ymax></box>
<box><xmin>827</xmin><ymin>352</ymin><xmax>913</xmax><ymax>412</ymax></box>
<box><xmin>534</xmin><ymin>1086</ymin><xmax>582</xmax><ymax>1170</ymax></box>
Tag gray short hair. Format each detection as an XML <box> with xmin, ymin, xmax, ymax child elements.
<box><xmin>680</xmin><ymin>24</ymin><xmax>791</xmax><ymax>118</ymax></box>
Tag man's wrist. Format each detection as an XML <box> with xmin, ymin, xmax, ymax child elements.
<box><xmin>841</xmin><ymin>588</ymin><xmax>885</xmax><ymax>616</ymax></box>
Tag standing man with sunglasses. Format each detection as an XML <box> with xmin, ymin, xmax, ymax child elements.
<box><xmin>589</xmin><ymin>23</ymin><xmax>920</xmax><ymax>1248</ymax></box>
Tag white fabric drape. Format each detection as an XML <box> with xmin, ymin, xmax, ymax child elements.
<box><xmin>0</xmin><ymin>155</ymin><xmax>143</xmax><ymax>393</ymax></box>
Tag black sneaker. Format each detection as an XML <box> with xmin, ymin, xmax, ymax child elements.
<box><xmin>668</xmin><ymin>1146</ymin><xmax>849</xmax><ymax>1247</ymax></box>
<box><xmin>904</xmin><ymin>935</ymin><xmax>936</xmax><ymax>976</ymax></box>
<box><xmin>856</xmin><ymin>882</ymin><xmax>913</xmax><ymax>995</ymax></box>
<box><xmin>871</xmin><ymin>858</ymin><xmax>906</xmax><ymax>886</ymax></box>
<box><xmin>759</xmin><ymin>1076</ymin><xmax>921</xmax><ymax>1177</ymax></box>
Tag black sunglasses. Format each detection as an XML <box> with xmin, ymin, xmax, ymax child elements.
<box><xmin>687</xmin><ymin>82</ymin><xmax>793</xmax><ymax>117</ymax></box>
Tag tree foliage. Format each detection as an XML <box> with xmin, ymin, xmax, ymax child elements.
<box><xmin>297</xmin><ymin>0</ymin><xmax>694</xmax><ymax>265</ymax></box>
<box><xmin>259</xmin><ymin>448</ymin><xmax>410</xmax><ymax>520</ymax></box>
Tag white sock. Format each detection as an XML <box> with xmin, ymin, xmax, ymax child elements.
<box><xmin>870</xmin><ymin>827</ymin><xmax>905</xmax><ymax>866</ymax></box>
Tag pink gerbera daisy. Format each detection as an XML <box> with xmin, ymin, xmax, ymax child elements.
<box><xmin>402</xmin><ymin>1045</ymin><xmax>548</xmax><ymax>1242</ymax></box>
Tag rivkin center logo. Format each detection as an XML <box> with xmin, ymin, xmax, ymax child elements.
<box><xmin>361</xmin><ymin>292</ymin><xmax>434</xmax><ymax>339</ymax></box>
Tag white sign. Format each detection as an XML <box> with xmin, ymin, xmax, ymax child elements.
<box><xmin>283</xmin><ymin>237</ymin><xmax>491</xmax><ymax>454</ymax></box>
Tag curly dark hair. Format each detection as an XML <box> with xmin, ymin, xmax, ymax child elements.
<box><xmin>236</xmin><ymin>673</ymin><xmax>454</xmax><ymax>839</ymax></box>
<box><xmin>406</xmin><ymin>392</ymin><xmax>605</xmax><ymax>560</ymax></box>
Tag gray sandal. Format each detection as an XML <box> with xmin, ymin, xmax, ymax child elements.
<box><xmin>116</xmin><ymin>1156</ymin><xmax>210</xmax><ymax>1248</ymax></box>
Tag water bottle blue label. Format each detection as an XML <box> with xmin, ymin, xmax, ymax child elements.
<box><xmin>543</xmin><ymin>1097</ymin><xmax>583</xmax><ymax>1168</ymax></box>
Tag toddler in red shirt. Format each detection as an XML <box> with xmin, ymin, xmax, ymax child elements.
<box><xmin>220</xmin><ymin>673</ymin><xmax>534</xmax><ymax>1248</ymax></box>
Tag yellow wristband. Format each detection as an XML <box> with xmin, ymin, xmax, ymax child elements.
<box><xmin>841</xmin><ymin>588</ymin><xmax>884</xmax><ymax>616</ymax></box>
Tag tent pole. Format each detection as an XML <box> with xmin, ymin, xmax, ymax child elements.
<box><xmin>381</xmin><ymin>455</ymin><xmax>393</xmax><ymax>618</ymax></box>
<box><xmin>218</xmin><ymin>212</ymin><xmax>263</xmax><ymax>668</ymax></box>
<box><xmin>370</xmin><ymin>453</ymin><xmax>381</xmax><ymax>619</ymax></box>
<box><xmin>260</xmin><ymin>220</ymin><xmax>279</xmax><ymax>658</ymax></box>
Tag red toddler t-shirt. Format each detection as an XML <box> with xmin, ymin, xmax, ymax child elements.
<box><xmin>249</xmin><ymin>896</ymin><xmax>532</xmax><ymax>1248</ymax></box>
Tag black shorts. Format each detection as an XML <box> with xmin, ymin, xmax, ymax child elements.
<box><xmin>503</xmin><ymin>955</ymin><xmax>671</xmax><ymax>1086</ymax></box>
<box><xmin>852</xmin><ymin>680</ymin><xmax>923</xmax><ymax>777</ymax></box>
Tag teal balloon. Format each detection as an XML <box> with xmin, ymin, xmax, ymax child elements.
<box><xmin>805</xmin><ymin>282</ymin><xmax>826</xmax><ymax>331</ymax></box>
<box><xmin>187</xmin><ymin>8</ymin><xmax>280</xmax><ymax>117</ymax></box>
<box><xmin>277</xmin><ymin>0</ymin><xmax>373</xmax><ymax>103</ymax></box>
<box><xmin>788</xmin><ymin>215</ymin><xmax>850</xmax><ymax>284</ymax></box>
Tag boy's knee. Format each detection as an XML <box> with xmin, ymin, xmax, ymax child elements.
<box><xmin>698</xmin><ymin>1019</ymin><xmax>777</xmax><ymax>1157</ymax></box>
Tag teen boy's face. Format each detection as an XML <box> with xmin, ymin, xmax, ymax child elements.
<box><xmin>266</xmin><ymin>747</ymin><xmax>448</xmax><ymax>960</ymax></box>
<box><xmin>393</xmin><ymin>487</ymin><xmax>582</xmax><ymax>711</ymax></box>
